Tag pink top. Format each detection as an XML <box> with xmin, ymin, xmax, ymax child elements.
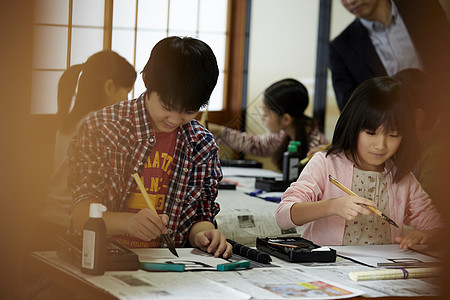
<box><xmin>217</xmin><ymin>124</ymin><xmax>328</xmax><ymax>157</ymax></box>
<box><xmin>275</xmin><ymin>151</ymin><xmax>442</xmax><ymax>246</ymax></box>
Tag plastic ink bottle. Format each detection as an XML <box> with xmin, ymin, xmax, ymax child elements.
<box><xmin>282</xmin><ymin>141</ymin><xmax>301</xmax><ymax>182</ymax></box>
<box><xmin>81</xmin><ymin>203</ymin><xmax>107</xmax><ymax>275</ymax></box>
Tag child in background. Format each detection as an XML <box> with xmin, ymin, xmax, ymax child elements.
<box><xmin>69</xmin><ymin>37</ymin><xmax>232</xmax><ymax>257</ymax></box>
<box><xmin>276</xmin><ymin>76</ymin><xmax>442</xmax><ymax>249</ymax></box>
<box><xmin>209</xmin><ymin>78</ymin><xmax>328</xmax><ymax>171</ymax></box>
<box><xmin>392</xmin><ymin>68</ymin><xmax>443</xmax><ymax>200</ymax></box>
<box><xmin>40</xmin><ymin>51</ymin><xmax>136</xmax><ymax>238</ymax></box>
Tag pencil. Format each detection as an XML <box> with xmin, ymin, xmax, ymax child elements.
<box><xmin>300</xmin><ymin>143</ymin><xmax>331</xmax><ymax>166</ymax></box>
<box><xmin>132</xmin><ymin>173</ymin><xmax>179</xmax><ymax>257</ymax></box>
<box><xmin>328</xmin><ymin>175</ymin><xmax>399</xmax><ymax>228</ymax></box>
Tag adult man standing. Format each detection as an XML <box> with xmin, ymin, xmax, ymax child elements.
<box><xmin>329</xmin><ymin>0</ymin><xmax>450</xmax><ymax>110</ymax></box>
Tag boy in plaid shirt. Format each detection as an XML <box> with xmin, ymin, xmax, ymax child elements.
<box><xmin>68</xmin><ymin>36</ymin><xmax>231</xmax><ymax>258</ymax></box>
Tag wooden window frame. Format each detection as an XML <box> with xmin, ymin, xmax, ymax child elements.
<box><xmin>208</xmin><ymin>0</ymin><xmax>247</xmax><ymax>130</ymax></box>
<box><xmin>32</xmin><ymin>0</ymin><xmax>248</xmax><ymax>131</ymax></box>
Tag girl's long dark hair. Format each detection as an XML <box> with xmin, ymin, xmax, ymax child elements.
<box><xmin>57</xmin><ymin>50</ymin><xmax>136</xmax><ymax>134</ymax></box>
<box><xmin>263</xmin><ymin>78</ymin><xmax>317</xmax><ymax>170</ymax></box>
<box><xmin>327</xmin><ymin>76</ymin><xmax>419</xmax><ymax>182</ymax></box>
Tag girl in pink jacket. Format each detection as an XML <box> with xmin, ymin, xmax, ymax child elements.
<box><xmin>276</xmin><ymin>76</ymin><xmax>442</xmax><ymax>248</ymax></box>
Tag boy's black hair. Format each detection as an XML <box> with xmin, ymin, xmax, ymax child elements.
<box><xmin>327</xmin><ymin>76</ymin><xmax>420</xmax><ymax>182</ymax></box>
<box><xmin>142</xmin><ymin>36</ymin><xmax>219</xmax><ymax>112</ymax></box>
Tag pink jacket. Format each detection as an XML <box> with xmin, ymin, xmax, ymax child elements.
<box><xmin>275</xmin><ymin>151</ymin><xmax>442</xmax><ymax>246</ymax></box>
<box><xmin>217</xmin><ymin>125</ymin><xmax>328</xmax><ymax>157</ymax></box>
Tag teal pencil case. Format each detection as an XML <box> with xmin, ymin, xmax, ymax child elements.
<box><xmin>140</xmin><ymin>262</ymin><xmax>185</xmax><ymax>272</ymax></box>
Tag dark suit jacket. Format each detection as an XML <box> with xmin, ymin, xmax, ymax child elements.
<box><xmin>329</xmin><ymin>0</ymin><xmax>450</xmax><ymax>110</ymax></box>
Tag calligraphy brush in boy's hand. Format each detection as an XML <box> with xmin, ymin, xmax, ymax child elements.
<box><xmin>133</xmin><ymin>173</ymin><xmax>179</xmax><ymax>257</ymax></box>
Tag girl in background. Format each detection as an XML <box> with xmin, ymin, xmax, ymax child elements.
<box><xmin>209</xmin><ymin>78</ymin><xmax>327</xmax><ymax>171</ymax></box>
<box><xmin>276</xmin><ymin>76</ymin><xmax>442</xmax><ymax>248</ymax></box>
<box><xmin>40</xmin><ymin>51</ymin><xmax>136</xmax><ymax>236</ymax></box>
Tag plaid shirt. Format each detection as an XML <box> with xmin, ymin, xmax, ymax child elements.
<box><xmin>68</xmin><ymin>93</ymin><xmax>222</xmax><ymax>247</ymax></box>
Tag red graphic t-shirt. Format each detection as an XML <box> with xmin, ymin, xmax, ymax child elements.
<box><xmin>114</xmin><ymin>130</ymin><xmax>177</xmax><ymax>248</ymax></box>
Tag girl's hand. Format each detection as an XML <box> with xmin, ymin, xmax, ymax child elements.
<box><xmin>125</xmin><ymin>209</ymin><xmax>168</xmax><ymax>241</ymax></box>
<box><xmin>395</xmin><ymin>230</ymin><xmax>435</xmax><ymax>249</ymax></box>
<box><xmin>193</xmin><ymin>229</ymin><xmax>232</xmax><ymax>258</ymax></box>
<box><xmin>330</xmin><ymin>196</ymin><xmax>377</xmax><ymax>220</ymax></box>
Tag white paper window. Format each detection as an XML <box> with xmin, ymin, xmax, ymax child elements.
<box><xmin>71</xmin><ymin>28</ymin><xmax>104</xmax><ymax>65</ymax></box>
<box><xmin>72</xmin><ymin>0</ymin><xmax>104</xmax><ymax>27</ymax></box>
<box><xmin>199</xmin><ymin>0</ymin><xmax>227</xmax><ymax>32</ymax></box>
<box><xmin>32</xmin><ymin>0</ymin><xmax>229</xmax><ymax>113</ymax></box>
<box><xmin>33</xmin><ymin>26</ymin><xmax>68</xmax><ymax>70</ymax></box>
<box><xmin>34</xmin><ymin>0</ymin><xmax>69</xmax><ymax>25</ymax></box>
<box><xmin>137</xmin><ymin>0</ymin><xmax>169</xmax><ymax>30</ymax></box>
<box><xmin>31</xmin><ymin>71</ymin><xmax>62</xmax><ymax>114</ymax></box>
<box><xmin>169</xmin><ymin>0</ymin><xmax>199</xmax><ymax>32</ymax></box>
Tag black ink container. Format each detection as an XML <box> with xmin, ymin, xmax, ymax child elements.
<box><xmin>81</xmin><ymin>203</ymin><xmax>107</xmax><ymax>275</ymax></box>
<box><xmin>282</xmin><ymin>141</ymin><xmax>301</xmax><ymax>182</ymax></box>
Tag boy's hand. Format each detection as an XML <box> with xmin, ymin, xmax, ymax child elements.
<box><xmin>330</xmin><ymin>196</ymin><xmax>376</xmax><ymax>220</ymax></box>
<box><xmin>125</xmin><ymin>209</ymin><xmax>168</xmax><ymax>241</ymax></box>
<box><xmin>193</xmin><ymin>229</ymin><xmax>232</xmax><ymax>258</ymax></box>
<box><xmin>395</xmin><ymin>230</ymin><xmax>435</xmax><ymax>249</ymax></box>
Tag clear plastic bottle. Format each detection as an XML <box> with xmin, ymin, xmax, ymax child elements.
<box><xmin>282</xmin><ymin>141</ymin><xmax>301</xmax><ymax>182</ymax></box>
<box><xmin>81</xmin><ymin>203</ymin><xmax>107</xmax><ymax>275</ymax></box>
